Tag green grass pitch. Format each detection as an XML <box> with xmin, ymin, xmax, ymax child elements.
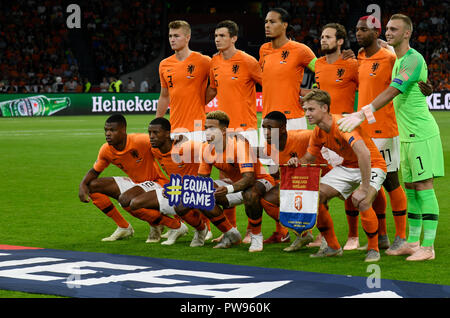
<box><xmin>0</xmin><ymin>112</ymin><xmax>449</xmax><ymax>297</ymax></box>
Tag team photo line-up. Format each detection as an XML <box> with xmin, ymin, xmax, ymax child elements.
<box><xmin>79</xmin><ymin>8</ymin><xmax>444</xmax><ymax>263</ymax></box>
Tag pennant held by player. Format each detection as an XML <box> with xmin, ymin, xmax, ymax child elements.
<box><xmin>279</xmin><ymin>165</ymin><xmax>322</xmax><ymax>235</ymax></box>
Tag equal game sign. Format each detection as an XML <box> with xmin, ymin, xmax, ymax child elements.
<box><xmin>279</xmin><ymin>165</ymin><xmax>324</xmax><ymax>235</ymax></box>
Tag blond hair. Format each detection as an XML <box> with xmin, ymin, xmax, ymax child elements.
<box><xmin>206</xmin><ymin>110</ymin><xmax>230</xmax><ymax>127</ymax></box>
<box><xmin>302</xmin><ymin>89</ymin><xmax>331</xmax><ymax>112</ymax></box>
<box><xmin>168</xmin><ymin>20</ymin><xmax>191</xmax><ymax>36</ymax></box>
<box><xmin>390</xmin><ymin>13</ymin><xmax>413</xmax><ymax>33</ymax></box>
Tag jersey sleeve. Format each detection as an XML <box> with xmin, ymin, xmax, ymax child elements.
<box><xmin>306</xmin><ymin>127</ymin><xmax>323</xmax><ymax>157</ymax></box>
<box><xmin>351</xmin><ymin>59</ymin><xmax>359</xmax><ymax>86</ymax></box>
<box><xmin>237</xmin><ymin>139</ymin><xmax>257</xmax><ymax>174</ymax></box>
<box><xmin>339</xmin><ymin>127</ymin><xmax>363</xmax><ymax>148</ymax></box>
<box><xmin>209</xmin><ymin>61</ymin><xmax>217</xmax><ymax>89</ymax></box>
<box><xmin>298</xmin><ymin>44</ymin><xmax>317</xmax><ymax>69</ymax></box>
<box><xmin>197</xmin><ymin>143</ymin><xmax>213</xmax><ymax>176</ymax></box>
<box><xmin>159</xmin><ymin>62</ymin><xmax>168</xmax><ymax>88</ymax></box>
<box><xmin>201</xmin><ymin>55</ymin><xmax>212</xmax><ymax>78</ymax></box>
<box><xmin>258</xmin><ymin>44</ymin><xmax>268</xmax><ymax>66</ymax></box>
<box><xmin>246</xmin><ymin>55</ymin><xmax>262</xmax><ymax>85</ymax></box>
<box><xmin>390</xmin><ymin>53</ymin><xmax>423</xmax><ymax>93</ymax></box>
<box><xmin>93</xmin><ymin>144</ymin><xmax>110</xmax><ymax>173</ymax></box>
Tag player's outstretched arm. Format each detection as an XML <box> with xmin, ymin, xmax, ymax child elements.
<box><xmin>338</xmin><ymin>86</ymin><xmax>401</xmax><ymax>132</ymax></box>
<box><xmin>78</xmin><ymin>168</ymin><xmax>100</xmax><ymax>203</ymax></box>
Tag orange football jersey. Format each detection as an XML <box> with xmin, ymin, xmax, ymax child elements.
<box><xmin>151</xmin><ymin>140</ymin><xmax>203</xmax><ymax>177</ymax></box>
<box><xmin>265</xmin><ymin>130</ymin><xmax>331</xmax><ymax>175</ymax></box>
<box><xmin>307</xmin><ymin>115</ymin><xmax>386</xmax><ymax>171</ymax></box>
<box><xmin>94</xmin><ymin>133</ymin><xmax>167</xmax><ymax>184</ymax></box>
<box><xmin>210</xmin><ymin>50</ymin><xmax>261</xmax><ymax>130</ymax></box>
<box><xmin>159</xmin><ymin>51</ymin><xmax>211</xmax><ymax>132</ymax></box>
<box><xmin>199</xmin><ymin>136</ymin><xmax>274</xmax><ymax>184</ymax></box>
<box><xmin>259</xmin><ymin>40</ymin><xmax>316</xmax><ymax>119</ymax></box>
<box><xmin>314</xmin><ymin>56</ymin><xmax>358</xmax><ymax>114</ymax></box>
<box><xmin>357</xmin><ymin>48</ymin><xmax>399</xmax><ymax>138</ymax></box>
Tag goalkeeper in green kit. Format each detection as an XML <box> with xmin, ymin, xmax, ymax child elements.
<box><xmin>338</xmin><ymin>14</ymin><xmax>444</xmax><ymax>261</ymax></box>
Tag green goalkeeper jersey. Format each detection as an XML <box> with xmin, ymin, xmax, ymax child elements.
<box><xmin>390</xmin><ymin>48</ymin><xmax>440</xmax><ymax>142</ymax></box>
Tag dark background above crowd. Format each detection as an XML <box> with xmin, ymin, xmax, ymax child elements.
<box><xmin>0</xmin><ymin>0</ymin><xmax>447</xmax><ymax>94</ymax></box>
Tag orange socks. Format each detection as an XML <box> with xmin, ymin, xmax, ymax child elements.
<box><xmin>209</xmin><ymin>214</ymin><xmax>233</xmax><ymax>234</ymax></box>
<box><xmin>388</xmin><ymin>186</ymin><xmax>407</xmax><ymax>239</ymax></box>
<box><xmin>344</xmin><ymin>198</ymin><xmax>359</xmax><ymax>237</ymax></box>
<box><xmin>129</xmin><ymin>208</ymin><xmax>181</xmax><ymax>229</ymax></box>
<box><xmin>261</xmin><ymin>198</ymin><xmax>288</xmax><ymax>236</ymax></box>
<box><xmin>372</xmin><ymin>189</ymin><xmax>387</xmax><ymax>236</ymax></box>
<box><xmin>223</xmin><ymin>207</ymin><xmax>236</xmax><ymax>227</ymax></box>
<box><xmin>90</xmin><ymin>193</ymin><xmax>129</xmax><ymax>228</ymax></box>
<box><xmin>360</xmin><ymin>207</ymin><xmax>379</xmax><ymax>252</ymax></box>
<box><xmin>317</xmin><ymin>204</ymin><xmax>340</xmax><ymax>250</ymax></box>
<box><xmin>180</xmin><ymin>210</ymin><xmax>205</xmax><ymax>231</ymax></box>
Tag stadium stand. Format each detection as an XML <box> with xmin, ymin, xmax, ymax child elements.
<box><xmin>0</xmin><ymin>0</ymin><xmax>447</xmax><ymax>93</ymax></box>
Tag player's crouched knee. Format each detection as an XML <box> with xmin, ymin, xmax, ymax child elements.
<box><xmin>118</xmin><ymin>193</ymin><xmax>133</xmax><ymax>208</ymax></box>
<box><xmin>358</xmin><ymin>200</ymin><xmax>372</xmax><ymax>212</ymax></box>
<box><xmin>128</xmin><ymin>196</ymin><xmax>145</xmax><ymax>211</ymax></box>
<box><xmin>243</xmin><ymin>188</ymin><xmax>260</xmax><ymax>206</ymax></box>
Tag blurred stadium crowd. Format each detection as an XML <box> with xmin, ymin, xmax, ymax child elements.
<box><xmin>0</xmin><ymin>0</ymin><xmax>447</xmax><ymax>93</ymax></box>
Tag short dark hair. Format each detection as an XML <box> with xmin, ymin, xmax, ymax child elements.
<box><xmin>216</xmin><ymin>20</ymin><xmax>239</xmax><ymax>37</ymax></box>
<box><xmin>264</xmin><ymin>111</ymin><xmax>287</xmax><ymax>127</ymax></box>
<box><xmin>268</xmin><ymin>7</ymin><xmax>290</xmax><ymax>24</ymax></box>
<box><xmin>322</xmin><ymin>23</ymin><xmax>347</xmax><ymax>42</ymax></box>
<box><xmin>106</xmin><ymin>114</ymin><xmax>127</xmax><ymax>127</ymax></box>
<box><xmin>149</xmin><ymin>117</ymin><xmax>171</xmax><ymax>132</ymax></box>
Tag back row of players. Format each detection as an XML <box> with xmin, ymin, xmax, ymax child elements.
<box><xmin>79</xmin><ymin>9</ymin><xmax>443</xmax><ymax>262</ymax></box>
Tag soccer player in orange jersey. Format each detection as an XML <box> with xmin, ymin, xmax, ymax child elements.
<box><xmin>341</xmin><ymin>16</ymin><xmax>434</xmax><ymax>254</ymax></box>
<box><xmin>315</xmin><ymin>23</ymin><xmax>359</xmax><ymax>115</ymax></box>
<box><xmin>315</xmin><ymin>23</ymin><xmax>362</xmax><ymax>251</ymax></box>
<box><xmin>259</xmin><ymin>8</ymin><xmax>317</xmax><ymax>134</ymax></box>
<box><xmin>261</xmin><ymin>111</ymin><xmax>331</xmax><ymax>251</ymax></box>
<box><xmin>198</xmin><ymin>111</ymin><xmax>276</xmax><ymax>252</ymax></box>
<box><xmin>78</xmin><ymin>114</ymin><xmax>186</xmax><ymax>243</ymax></box>
<box><xmin>207</xmin><ymin>20</ymin><xmax>262</xmax><ymax>147</ymax></box>
<box><xmin>156</xmin><ymin>20</ymin><xmax>211</xmax><ymax>141</ymax></box>
<box><xmin>341</xmin><ymin>15</ymin><xmax>406</xmax><ymax>252</ymax></box>
<box><xmin>129</xmin><ymin>117</ymin><xmax>244</xmax><ymax>247</ymax></box>
<box><xmin>289</xmin><ymin>89</ymin><xmax>387</xmax><ymax>262</ymax></box>
<box><xmin>206</xmin><ymin>20</ymin><xmax>263</xmax><ymax>243</ymax></box>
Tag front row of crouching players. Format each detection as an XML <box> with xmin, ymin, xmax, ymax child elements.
<box><xmin>80</xmin><ymin>93</ymin><xmax>387</xmax><ymax>262</ymax></box>
<box><xmin>132</xmin><ymin>112</ymin><xmax>278</xmax><ymax>252</ymax></box>
<box><xmin>78</xmin><ymin>114</ymin><xmax>188</xmax><ymax>244</ymax></box>
<box><xmin>130</xmin><ymin>116</ymin><xmax>243</xmax><ymax>248</ymax></box>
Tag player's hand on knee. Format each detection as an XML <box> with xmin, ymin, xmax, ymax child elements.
<box><xmin>78</xmin><ymin>185</ymin><xmax>90</xmax><ymax>203</ymax></box>
<box><xmin>351</xmin><ymin>188</ymin><xmax>368</xmax><ymax>210</ymax></box>
<box><xmin>214</xmin><ymin>186</ymin><xmax>228</xmax><ymax>198</ymax></box>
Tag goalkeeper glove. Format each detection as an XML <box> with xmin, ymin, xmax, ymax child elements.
<box><xmin>337</xmin><ymin>104</ymin><xmax>376</xmax><ymax>132</ymax></box>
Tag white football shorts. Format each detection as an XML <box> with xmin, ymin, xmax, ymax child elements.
<box><xmin>372</xmin><ymin>136</ymin><xmax>400</xmax><ymax>173</ymax></box>
<box><xmin>320</xmin><ymin>166</ymin><xmax>386</xmax><ymax>199</ymax></box>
